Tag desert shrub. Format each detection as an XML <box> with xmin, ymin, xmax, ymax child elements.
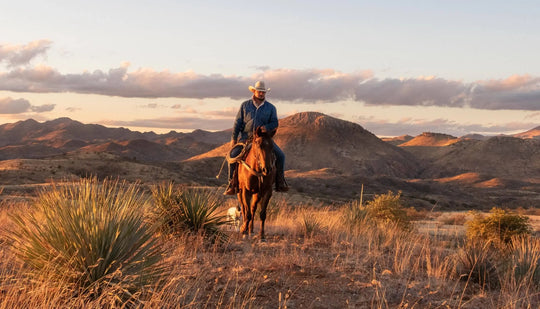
<box><xmin>365</xmin><ymin>191</ymin><xmax>411</xmax><ymax>230</ymax></box>
<box><xmin>456</xmin><ymin>237</ymin><xmax>500</xmax><ymax>289</ymax></box>
<box><xmin>9</xmin><ymin>178</ymin><xmax>165</xmax><ymax>300</ymax></box>
<box><xmin>151</xmin><ymin>182</ymin><xmax>228</xmax><ymax>240</ymax></box>
<box><xmin>343</xmin><ymin>191</ymin><xmax>411</xmax><ymax>231</ymax></box>
<box><xmin>466</xmin><ymin>208</ymin><xmax>531</xmax><ymax>247</ymax></box>
<box><xmin>502</xmin><ymin>235</ymin><xmax>540</xmax><ymax>289</ymax></box>
<box><xmin>298</xmin><ymin>211</ymin><xmax>323</xmax><ymax>237</ymax></box>
<box><xmin>342</xmin><ymin>199</ymin><xmax>369</xmax><ymax>229</ymax></box>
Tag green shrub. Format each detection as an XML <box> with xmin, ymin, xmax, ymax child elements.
<box><xmin>9</xmin><ymin>178</ymin><xmax>165</xmax><ymax>299</ymax></box>
<box><xmin>151</xmin><ymin>182</ymin><xmax>228</xmax><ymax>240</ymax></box>
<box><xmin>466</xmin><ymin>208</ymin><xmax>532</xmax><ymax>247</ymax></box>
<box><xmin>366</xmin><ymin>191</ymin><xmax>411</xmax><ymax>230</ymax></box>
<box><xmin>343</xmin><ymin>191</ymin><xmax>411</xmax><ymax>230</ymax></box>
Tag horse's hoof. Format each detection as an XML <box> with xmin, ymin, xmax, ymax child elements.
<box><xmin>260</xmin><ymin>238</ymin><xmax>267</xmax><ymax>243</ymax></box>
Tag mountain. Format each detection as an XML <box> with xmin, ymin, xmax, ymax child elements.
<box><xmin>191</xmin><ymin>112</ymin><xmax>420</xmax><ymax>178</ymax></box>
<box><xmin>0</xmin><ymin>117</ymin><xmax>230</xmax><ymax>161</ymax></box>
<box><xmin>419</xmin><ymin>136</ymin><xmax>540</xmax><ymax>178</ymax></box>
<box><xmin>514</xmin><ymin>126</ymin><xmax>540</xmax><ymax>139</ymax></box>
<box><xmin>400</xmin><ymin>132</ymin><xmax>459</xmax><ymax>147</ymax></box>
<box><xmin>381</xmin><ymin>135</ymin><xmax>414</xmax><ymax>146</ymax></box>
<box><xmin>1</xmin><ymin>115</ymin><xmax>539</xmax><ymax>208</ymax></box>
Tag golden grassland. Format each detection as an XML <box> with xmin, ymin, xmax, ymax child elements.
<box><xmin>1</xmin><ymin>184</ymin><xmax>540</xmax><ymax>308</ymax></box>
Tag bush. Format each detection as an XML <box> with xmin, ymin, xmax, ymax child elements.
<box><xmin>366</xmin><ymin>191</ymin><xmax>411</xmax><ymax>230</ymax></box>
<box><xmin>9</xmin><ymin>178</ymin><xmax>165</xmax><ymax>299</ymax></box>
<box><xmin>343</xmin><ymin>191</ymin><xmax>411</xmax><ymax>230</ymax></box>
<box><xmin>151</xmin><ymin>182</ymin><xmax>228</xmax><ymax>240</ymax></box>
<box><xmin>466</xmin><ymin>208</ymin><xmax>531</xmax><ymax>247</ymax></box>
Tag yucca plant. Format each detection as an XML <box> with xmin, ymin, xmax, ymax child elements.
<box><xmin>342</xmin><ymin>199</ymin><xmax>369</xmax><ymax>230</ymax></box>
<box><xmin>456</xmin><ymin>237</ymin><xmax>500</xmax><ymax>289</ymax></box>
<box><xmin>9</xmin><ymin>178</ymin><xmax>165</xmax><ymax>300</ymax></box>
<box><xmin>151</xmin><ymin>182</ymin><xmax>229</xmax><ymax>240</ymax></box>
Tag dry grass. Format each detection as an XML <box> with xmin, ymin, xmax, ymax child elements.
<box><xmin>1</xmin><ymin>187</ymin><xmax>540</xmax><ymax>308</ymax></box>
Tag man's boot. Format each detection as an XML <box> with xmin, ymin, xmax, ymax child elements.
<box><xmin>223</xmin><ymin>179</ymin><xmax>236</xmax><ymax>195</ymax></box>
<box><xmin>275</xmin><ymin>173</ymin><xmax>289</xmax><ymax>192</ymax></box>
<box><xmin>224</xmin><ymin>163</ymin><xmax>238</xmax><ymax>195</ymax></box>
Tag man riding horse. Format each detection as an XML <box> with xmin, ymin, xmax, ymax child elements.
<box><xmin>224</xmin><ymin>81</ymin><xmax>289</xmax><ymax>195</ymax></box>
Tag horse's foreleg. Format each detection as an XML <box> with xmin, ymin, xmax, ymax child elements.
<box><xmin>238</xmin><ymin>190</ymin><xmax>251</xmax><ymax>235</ymax></box>
<box><xmin>259</xmin><ymin>192</ymin><xmax>272</xmax><ymax>240</ymax></box>
<box><xmin>249</xmin><ymin>193</ymin><xmax>260</xmax><ymax>236</ymax></box>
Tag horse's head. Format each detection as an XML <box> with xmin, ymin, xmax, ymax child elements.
<box><xmin>252</xmin><ymin>127</ymin><xmax>276</xmax><ymax>176</ymax></box>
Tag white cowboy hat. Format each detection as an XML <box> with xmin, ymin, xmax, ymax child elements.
<box><xmin>249</xmin><ymin>81</ymin><xmax>270</xmax><ymax>93</ymax></box>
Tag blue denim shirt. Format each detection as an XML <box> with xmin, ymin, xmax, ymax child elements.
<box><xmin>232</xmin><ymin>99</ymin><xmax>278</xmax><ymax>142</ymax></box>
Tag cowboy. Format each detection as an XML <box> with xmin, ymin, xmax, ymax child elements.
<box><xmin>224</xmin><ymin>81</ymin><xmax>289</xmax><ymax>195</ymax></box>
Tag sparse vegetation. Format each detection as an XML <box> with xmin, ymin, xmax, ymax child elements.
<box><xmin>151</xmin><ymin>182</ymin><xmax>229</xmax><ymax>240</ymax></box>
<box><xmin>8</xmin><ymin>178</ymin><xmax>165</xmax><ymax>303</ymax></box>
<box><xmin>2</xmin><ymin>182</ymin><xmax>540</xmax><ymax>307</ymax></box>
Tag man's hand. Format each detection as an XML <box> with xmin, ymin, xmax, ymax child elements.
<box><xmin>230</xmin><ymin>139</ymin><xmax>236</xmax><ymax>148</ymax></box>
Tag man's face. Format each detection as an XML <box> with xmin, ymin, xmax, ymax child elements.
<box><xmin>254</xmin><ymin>90</ymin><xmax>266</xmax><ymax>101</ymax></box>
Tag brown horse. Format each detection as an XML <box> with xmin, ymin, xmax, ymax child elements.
<box><xmin>237</xmin><ymin>127</ymin><xmax>276</xmax><ymax>240</ymax></box>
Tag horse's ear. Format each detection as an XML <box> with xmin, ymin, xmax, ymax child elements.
<box><xmin>269</xmin><ymin>128</ymin><xmax>277</xmax><ymax>138</ymax></box>
<box><xmin>255</xmin><ymin>126</ymin><xmax>263</xmax><ymax>137</ymax></box>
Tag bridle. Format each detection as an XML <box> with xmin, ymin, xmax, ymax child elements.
<box><xmin>240</xmin><ymin>138</ymin><xmax>275</xmax><ymax>185</ymax></box>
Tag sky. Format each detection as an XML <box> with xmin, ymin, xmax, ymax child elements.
<box><xmin>0</xmin><ymin>0</ymin><xmax>539</xmax><ymax>137</ymax></box>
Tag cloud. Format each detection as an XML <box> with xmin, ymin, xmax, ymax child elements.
<box><xmin>354</xmin><ymin>77</ymin><xmax>469</xmax><ymax>107</ymax></box>
<box><xmin>0</xmin><ymin>58</ymin><xmax>539</xmax><ymax>110</ymax></box>
<box><xmin>356</xmin><ymin>116</ymin><xmax>537</xmax><ymax>137</ymax></box>
<box><xmin>0</xmin><ymin>97</ymin><xmax>55</xmax><ymax>114</ymax></box>
<box><xmin>0</xmin><ymin>40</ymin><xmax>52</xmax><ymax>67</ymax></box>
<box><xmin>0</xmin><ymin>97</ymin><xmax>31</xmax><ymax>114</ymax></box>
<box><xmin>469</xmin><ymin>75</ymin><xmax>540</xmax><ymax>110</ymax></box>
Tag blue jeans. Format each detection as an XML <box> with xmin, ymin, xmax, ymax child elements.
<box><xmin>228</xmin><ymin>142</ymin><xmax>285</xmax><ymax>181</ymax></box>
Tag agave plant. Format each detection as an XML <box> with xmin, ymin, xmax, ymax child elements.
<box><xmin>151</xmin><ymin>182</ymin><xmax>229</xmax><ymax>239</ymax></box>
<box><xmin>9</xmin><ymin>178</ymin><xmax>165</xmax><ymax>299</ymax></box>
